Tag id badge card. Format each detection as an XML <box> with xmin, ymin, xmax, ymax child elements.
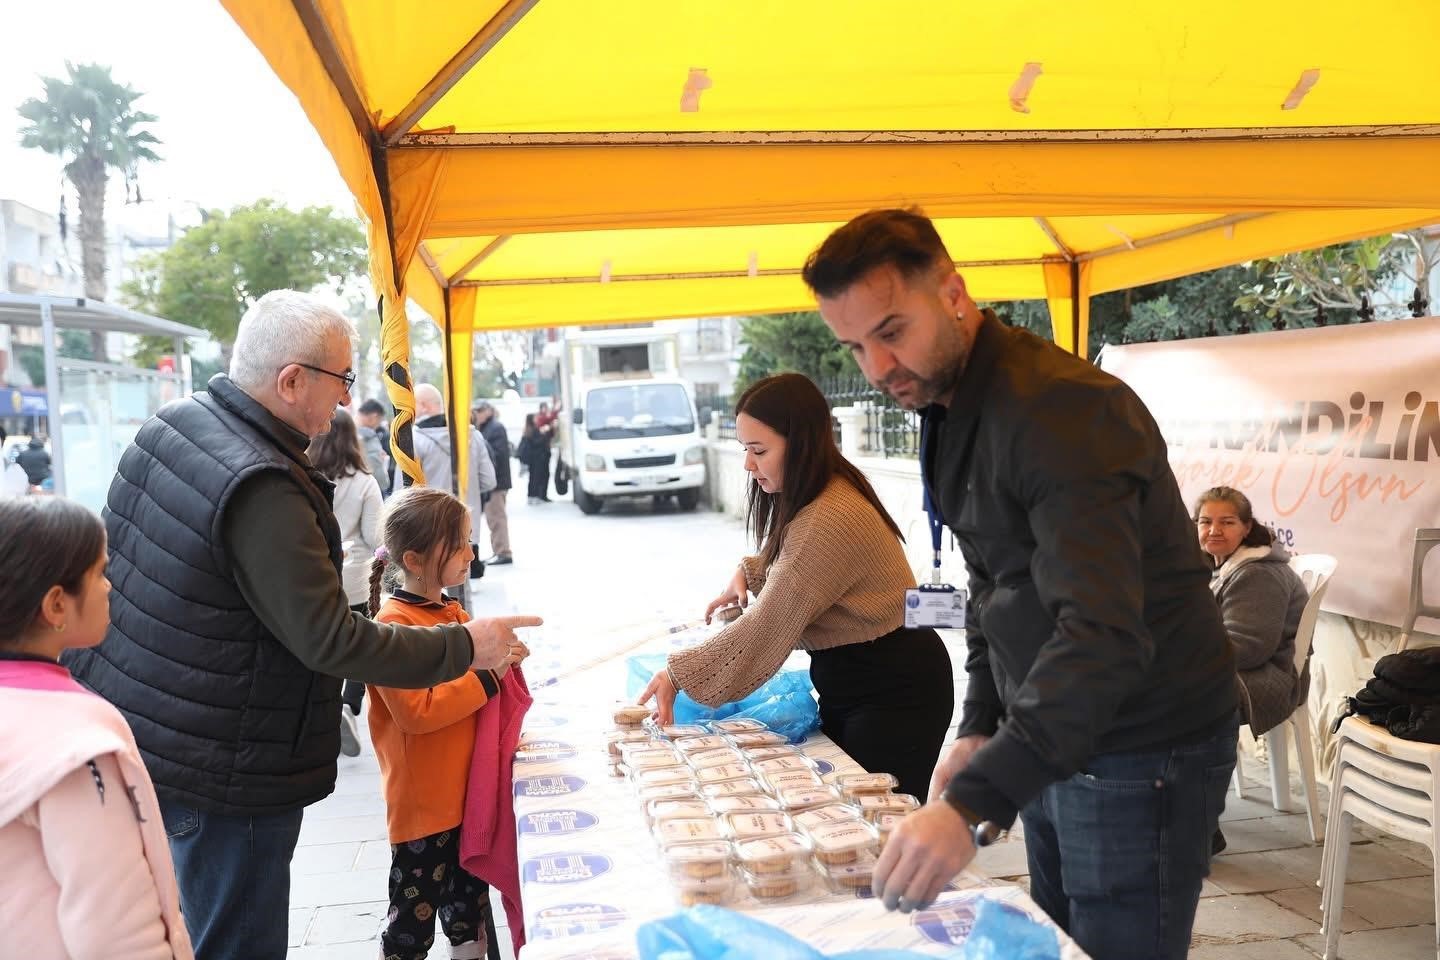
<box><xmin>904</xmin><ymin>584</ymin><xmax>966</xmax><ymax>630</ymax></box>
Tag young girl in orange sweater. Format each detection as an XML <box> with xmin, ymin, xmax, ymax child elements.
<box><xmin>367</xmin><ymin>487</ymin><xmax>527</xmax><ymax>960</ymax></box>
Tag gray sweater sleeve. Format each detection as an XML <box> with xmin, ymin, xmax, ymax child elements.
<box><xmin>223</xmin><ymin>472</ymin><xmax>474</xmax><ymax>687</ymax></box>
<box><xmin>1219</xmin><ymin>566</ymin><xmax>1291</xmax><ymax>671</ymax></box>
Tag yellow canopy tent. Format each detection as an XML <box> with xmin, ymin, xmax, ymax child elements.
<box><xmin>221</xmin><ymin>0</ymin><xmax>1440</xmax><ymax>489</ymax></box>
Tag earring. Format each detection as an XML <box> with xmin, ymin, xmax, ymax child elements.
<box><xmin>53</xmin><ymin>623</ymin><xmax>66</xmax><ymax>633</ymax></box>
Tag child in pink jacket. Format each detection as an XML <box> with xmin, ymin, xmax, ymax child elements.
<box><xmin>0</xmin><ymin>497</ymin><xmax>193</xmax><ymax>959</ymax></box>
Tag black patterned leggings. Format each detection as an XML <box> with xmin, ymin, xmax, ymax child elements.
<box><xmin>381</xmin><ymin>826</ymin><xmax>491</xmax><ymax>960</ymax></box>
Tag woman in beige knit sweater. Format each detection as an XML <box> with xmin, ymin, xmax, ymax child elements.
<box><xmin>638</xmin><ymin>373</ymin><xmax>954</xmax><ymax>798</ymax></box>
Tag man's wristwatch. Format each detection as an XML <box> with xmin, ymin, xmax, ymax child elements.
<box><xmin>939</xmin><ymin>787</ymin><xmax>1005</xmax><ymax>848</ymax></box>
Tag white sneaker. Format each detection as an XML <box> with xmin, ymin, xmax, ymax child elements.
<box><xmin>339</xmin><ymin>709</ymin><xmax>361</xmax><ymax>757</ymax></box>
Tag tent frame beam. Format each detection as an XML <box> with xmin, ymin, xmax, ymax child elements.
<box><xmin>447</xmin><ymin>235</ymin><xmax>512</xmax><ymax>284</ymax></box>
<box><xmin>291</xmin><ymin>0</ymin><xmax>373</xmax><ymax>139</ymax></box>
<box><xmin>451</xmin><ymin>257</ymin><xmax>1056</xmax><ymax>287</ymax></box>
<box><xmin>383</xmin><ymin>0</ymin><xmax>542</xmax><ymax>145</ymax></box>
<box><xmin>395</xmin><ymin>123</ymin><xmax>1440</xmax><ymax>149</ymax></box>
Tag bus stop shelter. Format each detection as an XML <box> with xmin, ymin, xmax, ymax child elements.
<box><xmin>0</xmin><ymin>293</ymin><xmax>203</xmax><ymax>508</ymax></box>
<box><xmin>221</xmin><ymin>0</ymin><xmax>1440</xmax><ymax>488</ymax></box>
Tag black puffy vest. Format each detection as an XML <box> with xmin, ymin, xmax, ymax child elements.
<box><xmin>65</xmin><ymin>376</ymin><xmax>345</xmax><ymax>815</ymax></box>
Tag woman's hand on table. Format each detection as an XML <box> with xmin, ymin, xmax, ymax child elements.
<box><xmin>927</xmin><ymin>734</ymin><xmax>991</xmax><ymax>803</ymax></box>
<box><xmin>704</xmin><ymin>566</ymin><xmax>749</xmax><ymax>624</ymax></box>
<box><xmin>639</xmin><ymin>668</ymin><xmax>679</xmax><ymax>726</ymax></box>
<box><xmin>872</xmin><ymin>801</ymin><xmax>976</xmax><ymax>914</ymax></box>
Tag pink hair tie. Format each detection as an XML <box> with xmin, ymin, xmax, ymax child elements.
<box><xmin>374</xmin><ymin>546</ymin><xmax>388</xmax><ymax>561</ymax></box>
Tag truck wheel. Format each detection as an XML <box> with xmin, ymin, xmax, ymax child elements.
<box><xmin>677</xmin><ymin>488</ymin><xmax>701</xmax><ymax>511</ymax></box>
<box><xmin>574</xmin><ymin>480</ymin><xmax>603</xmax><ymax>515</ymax></box>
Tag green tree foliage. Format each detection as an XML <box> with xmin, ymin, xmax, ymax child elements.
<box><xmin>123</xmin><ymin>199</ymin><xmax>368</xmax><ymax>357</ymax></box>
<box><xmin>734</xmin><ymin>311</ymin><xmax>858</xmax><ymax>395</ymax></box>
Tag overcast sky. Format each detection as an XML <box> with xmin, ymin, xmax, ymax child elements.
<box><xmin>1</xmin><ymin>1</ymin><xmax>353</xmax><ymax>224</ymax></box>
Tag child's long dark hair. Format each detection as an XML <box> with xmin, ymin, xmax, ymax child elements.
<box><xmin>368</xmin><ymin>486</ymin><xmax>472</xmax><ymax>615</ymax></box>
<box><xmin>0</xmin><ymin>497</ymin><xmax>106</xmax><ymax>647</ymax></box>
<box><xmin>737</xmin><ymin>372</ymin><xmax>903</xmax><ymax>568</ymax></box>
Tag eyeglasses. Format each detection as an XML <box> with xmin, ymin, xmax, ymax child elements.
<box><xmin>294</xmin><ymin>362</ymin><xmax>356</xmax><ymax>391</ymax></box>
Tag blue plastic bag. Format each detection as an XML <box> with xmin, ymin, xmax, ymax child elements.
<box><xmin>636</xmin><ymin>905</ymin><xmax>935</xmax><ymax>960</ymax></box>
<box><xmin>959</xmin><ymin>899</ymin><xmax>1059</xmax><ymax>960</ymax></box>
<box><xmin>626</xmin><ymin>654</ymin><xmax>819</xmax><ymax>741</ymax></box>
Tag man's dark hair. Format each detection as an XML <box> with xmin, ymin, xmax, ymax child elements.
<box><xmin>358</xmin><ymin>399</ymin><xmax>386</xmax><ymax>417</ymax></box>
<box><xmin>802</xmin><ymin>207</ymin><xmax>951</xmax><ymax>299</ymax></box>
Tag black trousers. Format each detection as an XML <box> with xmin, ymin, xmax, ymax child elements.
<box><xmin>808</xmin><ymin>625</ymin><xmax>955</xmax><ymax>800</ymax></box>
<box><xmin>526</xmin><ymin>451</ymin><xmax>550</xmax><ymax>499</ymax></box>
<box><xmin>341</xmin><ymin>602</ymin><xmax>369</xmax><ymax>713</ymax></box>
<box><xmin>382</xmin><ymin>826</ymin><xmax>493</xmax><ymax>960</ymax></box>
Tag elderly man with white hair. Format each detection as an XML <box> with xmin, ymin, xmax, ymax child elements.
<box><xmin>65</xmin><ymin>290</ymin><xmax>539</xmax><ymax>960</ymax></box>
<box><xmin>412</xmin><ymin>382</ymin><xmax>497</xmax><ymax>574</ymax></box>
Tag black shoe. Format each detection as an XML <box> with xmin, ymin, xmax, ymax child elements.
<box><xmin>488</xmin><ymin>555</ymin><xmax>513</xmax><ymax>565</ymax></box>
<box><xmin>539</xmin><ymin>496</ymin><xmax>552</xmax><ymax>502</ymax></box>
<box><xmin>470</xmin><ymin>558</ymin><xmax>486</xmax><ymax>580</ymax></box>
<box><xmin>1211</xmin><ymin>828</ymin><xmax>1227</xmax><ymax>856</ymax></box>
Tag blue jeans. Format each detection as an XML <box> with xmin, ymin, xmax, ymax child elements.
<box><xmin>1019</xmin><ymin>723</ymin><xmax>1238</xmax><ymax>960</ymax></box>
<box><xmin>160</xmin><ymin>799</ymin><xmax>305</xmax><ymax>960</ymax></box>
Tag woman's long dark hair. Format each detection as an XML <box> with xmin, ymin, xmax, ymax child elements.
<box><xmin>737</xmin><ymin>373</ymin><xmax>903</xmax><ymax>567</ymax></box>
<box><xmin>307</xmin><ymin>408</ymin><xmax>371</xmax><ymax>481</ymax></box>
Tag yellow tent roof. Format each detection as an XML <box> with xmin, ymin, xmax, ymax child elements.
<box><xmin>222</xmin><ymin>0</ymin><xmax>1440</xmax><ymax>485</ymax></box>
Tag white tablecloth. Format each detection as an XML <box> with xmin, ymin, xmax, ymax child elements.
<box><xmin>512</xmin><ymin>623</ymin><xmax>1088</xmax><ymax>959</ymax></box>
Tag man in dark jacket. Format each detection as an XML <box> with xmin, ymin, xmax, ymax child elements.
<box><xmin>356</xmin><ymin>397</ymin><xmax>392</xmax><ymax>495</ymax></box>
<box><xmin>472</xmin><ymin>399</ymin><xmax>513</xmax><ymax>564</ymax></box>
<box><xmin>16</xmin><ymin>435</ymin><xmax>51</xmax><ymax>487</ymax></box>
<box><xmin>808</xmin><ymin>210</ymin><xmax>1238</xmax><ymax>960</ymax></box>
<box><xmin>64</xmin><ymin>290</ymin><xmax>539</xmax><ymax>960</ymax></box>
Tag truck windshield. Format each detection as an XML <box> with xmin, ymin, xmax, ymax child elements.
<box><xmin>586</xmin><ymin>384</ymin><xmax>695</xmax><ymax>439</ymax></box>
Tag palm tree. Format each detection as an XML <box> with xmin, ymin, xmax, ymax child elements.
<box><xmin>18</xmin><ymin>62</ymin><xmax>161</xmax><ymax>361</ymax></box>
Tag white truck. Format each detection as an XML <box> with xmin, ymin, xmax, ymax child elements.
<box><xmin>552</xmin><ymin>328</ymin><xmax>707</xmax><ymax>515</ymax></box>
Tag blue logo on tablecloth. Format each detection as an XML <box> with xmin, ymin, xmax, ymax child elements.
<box><xmin>813</xmin><ymin>759</ymin><xmax>835</xmax><ymax>776</ymax></box>
<box><xmin>522</xmin><ymin>852</ymin><xmax>613</xmax><ymax>884</ymax></box>
<box><xmin>514</xmin><ymin>775</ymin><xmax>587</xmax><ymax>798</ymax></box>
<box><xmin>514</xmin><ymin>740</ymin><xmax>578</xmax><ymax>762</ymax></box>
<box><xmin>531</xmin><ymin>903</ymin><xmax>627</xmax><ymax>940</ymax></box>
<box><xmin>518</xmin><ymin>809</ymin><xmax>599</xmax><ymax>836</ymax></box>
<box><xmin>912</xmin><ymin>898</ymin><xmax>1029</xmax><ymax>946</ymax></box>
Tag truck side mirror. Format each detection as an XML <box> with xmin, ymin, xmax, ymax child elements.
<box><xmin>571</xmin><ymin>408</ymin><xmax>584</xmax><ymax>425</ymax></box>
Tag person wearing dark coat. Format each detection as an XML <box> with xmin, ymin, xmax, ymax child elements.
<box><xmin>472</xmin><ymin>401</ymin><xmax>513</xmax><ymax>563</ymax></box>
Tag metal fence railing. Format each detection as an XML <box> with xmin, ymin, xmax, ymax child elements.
<box><xmin>819</xmin><ymin>375</ymin><xmax>920</xmax><ymax>459</ymax></box>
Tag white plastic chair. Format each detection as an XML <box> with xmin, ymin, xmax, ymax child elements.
<box><xmin>1232</xmin><ymin>554</ymin><xmax>1335</xmax><ymax>843</ymax></box>
<box><xmin>1319</xmin><ymin>716</ymin><xmax>1440</xmax><ymax>959</ymax></box>
<box><xmin>1396</xmin><ymin>529</ymin><xmax>1440</xmax><ymax>653</ymax></box>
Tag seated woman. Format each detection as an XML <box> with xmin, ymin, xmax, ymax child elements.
<box><xmin>638</xmin><ymin>373</ymin><xmax>954</xmax><ymax>799</ymax></box>
<box><xmin>1195</xmin><ymin>486</ymin><xmax>1309</xmax><ymax>854</ymax></box>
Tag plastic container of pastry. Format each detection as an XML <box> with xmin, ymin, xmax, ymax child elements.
<box><xmin>622</xmin><ymin>746</ymin><xmax>683</xmax><ymax>770</ymax></box>
<box><xmin>673</xmin><ymin>873</ymin><xmax>735</xmax><ymax>906</ymax></box>
<box><xmin>720</xmin><ymin>811</ymin><xmax>795</xmax><ymax>842</ymax></box>
<box><xmin>760</xmin><ymin>768</ymin><xmax>825</xmax><ymax>793</ymax></box>
<box><xmin>613</xmin><ymin>703</ymin><xmax>651</xmax><ymax>728</ymax></box>
<box><xmin>726</xmin><ymin>730</ymin><xmax>789</xmax><ymax>749</ymax></box>
<box><xmin>793</xmin><ymin>803</ymin><xmax>864</xmax><ymax>831</ymax></box>
<box><xmin>708</xmin><ymin>718</ymin><xmax>769</xmax><ymax>734</ymax></box>
<box><xmin>777</xmin><ymin>784</ymin><xmax>843</xmax><ymax>814</ymax></box>
<box><xmin>633</xmin><ymin>765</ymin><xmax>698</xmax><ymax>790</ymax></box>
<box><xmin>605</xmin><ymin>729</ymin><xmax>653</xmax><ymax>759</ymax></box>
<box><xmin>751</xmin><ymin>755</ymin><xmax>818</xmax><ymax>776</ymax></box>
<box><xmin>733</xmin><ymin>831</ymin><xmax>814</xmax><ymax>875</ymax></box>
<box><xmin>696</xmin><ymin>763</ymin><xmax>756</xmax><ymax>785</ymax></box>
<box><xmin>638</xmin><ymin>781</ymin><xmax>702</xmax><ymax>803</ymax></box>
<box><xmin>737</xmin><ymin>863</ymin><xmax>813</xmax><ymax>901</ymax></box>
<box><xmin>707</xmin><ymin>794</ymin><xmax>781</xmax><ymax>815</ymax></box>
<box><xmin>701</xmin><ymin>778</ymin><xmax>767</xmax><ymax>800</ymax></box>
<box><xmin>741</xmin><ymin>745</ymin><xmax>802</xmax><ymax>763</ymax></box>
<box><xmin>833</xmin><ymin>772</ymin><xmax>898</xmax><ymax>801</ymax></box>
<box><xmin>855</xmin><ymin>793</ymin><xmax>920</xmax><ymax>822</ymax></box>
<box><xmin>815</xmin><ymin>852</ymin><xmax>879</xmax><ymax>894</ymax></box>
<box><xmin>805</xmin><ymin>818</ymin><xmax>880</xmax><ymax>865</ymax></box>
<box><xmin>873</xmin><ymin>812</ymin><xmax>906</xmax><ymax>849</ymax></box>
<box><xmin>687</xmin><ymin>747</ymin><xmax>747</xmax><ymax>770</ymax></box>
<box><xmin>646</xmin><ymin>797</ymin><xmax>712</xmax><ymax>825</ymax></box>
<box><xmin>654</xmin><ymin>723</ymin><xmax>709</xmax><ymax>739</ymax></box>
<box><xmin>673</xmin><ymin>734</ymin><xmax>733</xmax><ymax>754</ymax></box>
<box><xmin>653</xmin><ymin>816</ymin><xmax>726</xmax><ymax>846</ymax></box>
<box><xmin>661</xmin><ymin>839</ymin><xmax>733</xmax><ymax>881</ymax></box>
